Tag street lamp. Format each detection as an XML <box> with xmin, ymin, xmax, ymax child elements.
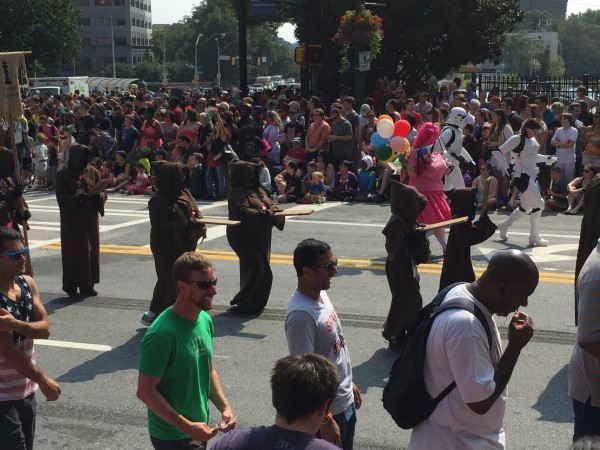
<box><xmin>194</xmin><ymin>33</ymin><xmax>203</xmax><ymax>82</ymax></box>
<box><xmin>216</xmin><ymin>37</ymin><xmax>221</xmax><ymax>89</ymax></box>
<box><xmin>195</xmin><ymin>33</ymin><xmax>226</xmax><ymax>83</ymax></box>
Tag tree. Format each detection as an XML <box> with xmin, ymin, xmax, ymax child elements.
<box><xmin>548</xmin><ymin>55</ymin><xmax>566</xmax><ymax>77</ymax></box>
<box><xmin>558</xmin><ymin>10</ymin><xmax>600</xmax><ymax>74</ymax></box>
<box><xmin>0</xmin><ymin>0</ymin><xmax>81</xmax><ymax>72</ymax></box>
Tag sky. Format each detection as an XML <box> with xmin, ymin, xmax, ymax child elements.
<box><xmin>152</xmin><ymin>1</ymin><xmax>600</xmax><ymax>43</ymax></box>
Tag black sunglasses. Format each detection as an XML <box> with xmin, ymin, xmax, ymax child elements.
<box><xmin>0</xmin><ymin>246</ymin><xmax>29</xmax><ymax>261</ymax></box>
<box><xmin>185</xmin><ymin>278</ymin><xmax>217</xmax><ymax>289</ymax></box>
<box><xmin>308</xmin><ymin>259</ymin><xmax>338</xmax><ymax>273</ymax></box>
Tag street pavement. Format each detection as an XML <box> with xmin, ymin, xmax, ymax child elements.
<box><xmin>22</xmin><ymin>189</ymin><xmax>582</xmax><ymax>449</ymax></box>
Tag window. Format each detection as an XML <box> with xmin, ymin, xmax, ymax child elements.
<box><xmin>95</xmin><ymin>17</ymin><xmax>111</xmax><ymax>26</ymax></box>
<box><xmin>80</xmin><ymin>17</ymin><xmax>90</xmax><ymax>26</ymax></box>
<box><xmin>96</xmin><ymin>37</ymin><xmax>113</xmax><ymax>46</ymax></box>
<box><xmin>135</xmin><ymin>0</ymin><xmax>140</xmax><ymax>7</ymax></box>
<box><xmin>131</xmin><ymin>18</ymin><xmax>135</xmax><ymax>25</ymax></box>
<box><xmin>117</xmin><ymin>18</ymin><xmax>126</xmax><ymax>26</ymax></box>
<box><xmin>115</xmin><ymin>37</ymin><xmax>127</xmax><ymax>46</ymax></box>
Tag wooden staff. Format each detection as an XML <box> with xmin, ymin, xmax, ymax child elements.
<box><xmin>274</xmin><ymin>209</ymin><xmax>314</xmax><ymax>217</ymax></box>
<box><xmin>8</xmin><ymin>114</ymin><xmax>33</xmax><ymax>275</ymax></box>
<box><xmin>417</xmin><ymin>216</ymin><xmax>468</xmax><ymax>232</ymax></box>
<box><xmin>194</xmin><ymin>218</ymin><xmax>241</xmax><ymax>226</ymax></box>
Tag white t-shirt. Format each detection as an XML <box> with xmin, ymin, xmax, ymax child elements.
<box><xmin>285</xmin><ymin>289</ymin><xmax>354</xmax><ymax>416</ymax></box>
<box><xmin>553</xmin><ymin>127</ymin><xmax>577</xmax><ymax>164</ymax></box>
<box><xmin>409</xmin><ymin>285</ymin><xmax>505</xmax><ymax>450</ymax></box>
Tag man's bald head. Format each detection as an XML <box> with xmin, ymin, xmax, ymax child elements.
<box><xmin>475</xmin><ymin>250</ymin><xmax>539</xmax><ymax>316</ymax></box>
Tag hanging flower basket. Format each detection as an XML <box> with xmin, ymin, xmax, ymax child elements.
<box><xmin>332</xmin><ymin>7</ymin><xmax>384</xmax><ymax>73</ymax></box>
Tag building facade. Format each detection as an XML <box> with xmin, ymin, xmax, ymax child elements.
<box><xmin>72</xmin><ymin>0</ymin><xmax>153</xmax><ymax>74</ymax></box>
<box><xmin>518</xmin><ymin>0</ymin><xmax>568</xmax><ymax>19</ymax></box>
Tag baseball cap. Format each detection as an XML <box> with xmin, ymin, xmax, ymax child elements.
<box><xmin>292</xmin><ymin>137</ymin><xmax>302</xmax><ymax>144</ymax></box>
<box><xmin>218</xmin><ymin>102</ymin><xmax>229</xmax><ymax>110</ymax></box>
<box><xmin>284</xmin><ymin>160</ymin><xmax>298</xmax><ymax>169</ymax></box>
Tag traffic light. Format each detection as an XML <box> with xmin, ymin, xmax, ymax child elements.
<box><xmin>307</xmin><ymin>45</ymin><xmax>324</xmax><ymax>66</ymax></box>
<box><xmin>294</xmin><ymin>45</ymin><xmax>305</xmax><ymax>65</ymax></box>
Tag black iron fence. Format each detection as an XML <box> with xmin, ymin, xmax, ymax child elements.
<box><xmin>469</xmin><ymin>74</ymin><xmax>600</xmax><ymax>103</ymax></box>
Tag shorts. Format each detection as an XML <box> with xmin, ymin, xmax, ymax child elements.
<box><xmin>150</xmin><ymin>436</ymin><xmax>206</xmax><ymax>450</ymax></box>
<box><xmin>0</xmin><ymin>393</ymin><xmax>37</xmax><ymax>450</ymax></box>
<box><xmin>21</xmin><ymin>157</ymin><xmax>33</xmax><ymax>172</ymax></box>
<box><xmin>34</xmin><ymin>163</ymin><xmax>47</xmax><ymax>178</ymax></box>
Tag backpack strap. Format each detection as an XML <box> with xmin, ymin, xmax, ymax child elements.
<box><xmin>428</xmin><ymin>284</ymin><xmax>494</xmax><ymax>406</ymax></box>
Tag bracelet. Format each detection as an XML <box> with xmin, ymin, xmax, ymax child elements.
<box><xmin>322</xmin><ymin>411</ymin><xmax>333</xmax><ymax>425</ymax></box>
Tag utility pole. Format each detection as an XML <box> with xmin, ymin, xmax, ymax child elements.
<box><xmin>353</xmin><ymin>0</ymin><xmax>365</xmax><ymax>103</ymax></box>
<box><xmin>299</xmin><ymin>1</ymin><xmax>310</xmax><ymax>99</ymax></box>
<box><xmin>111</xmin><ymin>12</ymin><xmax>116</xmax><ymax>78</ymax></box>
<box><xmin>216</xmin><ymin>37</ymin><xmax>222</xmax><ymax>89</ymax></box>
<box><xmin>238</xmin><ymin>0</ymin><xmax>248</xmax><ymax>95</ymax></box>
<box><xmin>195</xmin><ymin>33</ymin><xmax>204</xmax><ymax>82</ymax></box>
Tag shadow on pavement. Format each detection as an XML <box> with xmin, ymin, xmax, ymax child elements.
<box><xmin>56</xmin><ymin>329</ymin><xmax>145</xmax><ymax>383</ymax></box>
<box><xmin>352</xmin><ymin>347</ymin><xmax>398</xmax><ymax>394</ymax></box>
<box><xmin>532</xmin><ymin>364</ymin><xmax>573</xmax><ymax>424</ymax></box>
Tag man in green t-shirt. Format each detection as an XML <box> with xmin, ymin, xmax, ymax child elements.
<box><xmin>137</xmin><ymin>252</ymin><xmax>236</xmax><ymax>449</ymax></box>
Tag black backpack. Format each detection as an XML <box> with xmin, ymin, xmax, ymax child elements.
<box><xmin>382</xmin><ymin>282</ymin><xmax>493</xmax><ymax>429</ymax></box>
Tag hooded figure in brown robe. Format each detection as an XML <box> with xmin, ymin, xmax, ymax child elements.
<box><xmin>0</xmin><ymin>147</ymin><xmax>30</xmax><ymax>231</ymax></box>
<box><xmin>147</xmin><ymin>161</ymin><xmax>204</xmax><ymax>316</ymax></box>
<box><xmin>227</xmin><ymin>160</ymin><xmax>284</xmax><ymax>313</ymax></box>
<box><xmin>574</xmin><ymin>176</ymin><xmax>600</xmax><ymax>323</ymax></box>
<box><xmin>382</xmin><ymin>179</ymin><xmax>427</xmax><ymax>349</ymax></box>
<box><xmin>55</xmin><ymin>144</ymin><xmax>105</xmax><ymax>299</ymax></box>
<box><xmin>439</xmin><ymin>188</ymin><xmax>496</xmax><ymax>291</ymax></box>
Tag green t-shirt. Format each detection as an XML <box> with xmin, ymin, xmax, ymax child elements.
<box><xmin>139</xmin><ymin>308</ymin><xmax>214</xmax><ymax>440</ymax></box>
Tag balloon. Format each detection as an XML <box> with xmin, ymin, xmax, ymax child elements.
<box><xmin>393</xmin><ymin>119</ymin><xmax>411</xmax><ymax>138</ymax></box>
<box><xmin>378</xmin><ymin>114</ymin><xmax>393</xmax><ymax>122</ymax></box>
<box><xmin>403</xmin><ymin>138</ymin><xmax>411</xmax><ymax>154</ymax></box>
<box><xmin>375</xmin><ymin>144</ymin><xmax>394</xmax><ymax>163</ymax></box>
<box><xmin>370</xmin><ymin>132</ymin><xmax>388</xmax><ymax>148</ymax></box>
<box><xmin>377</xmin><ymin>118</ymin><xmax>395</xmax><ymax>139</ymax></box>
<box><xmin>390</xmin><ymin>136</ymin><xmax>407</xmax><ymax>153</ymax></box>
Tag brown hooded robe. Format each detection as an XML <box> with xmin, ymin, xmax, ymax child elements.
<box><xmin>227</xmin><ymin>161</ymin><xmax>284</xmax><ymax>313</ymax></box>
<box><xmin>382</xmin><ymin>180</ymin><xmax>427</xmax><ymax>343</ymax></box>
<box><xmin>55</xmin><ymin>145</ymin><xmax>105</xmax><ymax>293</ymax></box>
<box><xmin>0</xmin><ymin>147</ymin><xmax>29</xmax><ymax>231</ymax></box>
<box><xmin>148</xmin><ymin>161</ymin><xmax>203</xmax><ymax>315</ymax></box>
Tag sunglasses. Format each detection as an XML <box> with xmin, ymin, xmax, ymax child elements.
<box><xmin>0</xmin><ymin>246</ymin><xmax>29</xmax><ymax>261</ymax></box>
<box><xmin>308</xmin><ymin>259</ymin><xmax>338</xmax><ymax>273</ymax></box>
<box><xmin>185</xmin><ymin>278</ymin><xmax>218</xmax><ymax>289</ymax></box>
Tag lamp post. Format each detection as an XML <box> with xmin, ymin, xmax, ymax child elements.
<box><xmin>216</xmin><ymin>37</ymin><xmax>221</xmax><ymax>89</ymax></box>
<box><xmin>195</xmin><ymin>33</ymin><xmax>204</xmax><ymax>82</ymax></box>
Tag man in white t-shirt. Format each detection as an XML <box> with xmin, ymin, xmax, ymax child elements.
<box><xmin>550</xmin><ymin>113</ymin><xmax>578</xmax><ymax>183</ymax></box>
<box><xmin>409</xmin><ymin>249</ymin><xmax>538</xmax><ymax>450</ymax></box>
<box><xmin>285</xmin><ymin>239</ymin><xmax>362</xmax><ymax>450</ymax></box>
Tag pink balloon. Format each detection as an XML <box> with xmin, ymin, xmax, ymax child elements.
<box><xmin>394</xmin><ymin>119</ymin><xmax>411</xmax><ymax>138</ymax></box>
<box><xmin>390</xmin><ymin>136</ymin><xmax>406</xmax><ymax>153</ymax></box>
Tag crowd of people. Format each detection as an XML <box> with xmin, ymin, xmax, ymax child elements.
<box><xmin>1</xmin><ymin>78</ymin><xmax>600</xmax><ymax>450</ymax></box>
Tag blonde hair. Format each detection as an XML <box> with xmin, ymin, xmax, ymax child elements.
<box><xmin>267</xmin><ymin>111</ymin><xmax>282</xmax><ymax>127</ymax></box>
<box><xmin>312</xmin><ymin>171</ymin><xmax>325</xmax><ymax>183</ymax></box>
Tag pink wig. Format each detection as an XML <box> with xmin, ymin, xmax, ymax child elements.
<box><xmin>412</xmin><ymin>122</ymin><xmax>439</xmax><ymax>149</ymax></box>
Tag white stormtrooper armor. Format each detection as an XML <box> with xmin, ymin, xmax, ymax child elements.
<box><xmin>432</xmin><ymin>107</ymin><xmax>475</xmax><ymax>190</ymax></box>
<box><xmin>492</xmin><ymin>134</ymin><xmax>552</xmax><ymax>246</ymax></box>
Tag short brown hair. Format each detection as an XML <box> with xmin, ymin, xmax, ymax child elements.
<box><xmin>172</xmin><ymin>252</ymin><xmax>213</xmax><ymax>283</ymax></box>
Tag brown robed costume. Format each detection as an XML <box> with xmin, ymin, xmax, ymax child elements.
<box><xmin>0</xmin><ymin>146</ymin><xmax>30</xmax><ymax>231</ymax></box>
<box><xmin>148</xmin><ymin>161</ymin><xmax>205</xmax><ymax>315</ymax></box>
<box><xmin>382</xmin><ymin>180</ymin><xmax>427</xmax><ymax>347</ymax></box>
<box><xmin>227</xmin><ymin>161</ymin><xmax>284</xmax><ymax>313</ymax></box>
<box><xmin>55</xmin><ymin>145</ymin><xmax>106</xmax><ymax>296</ymax></box>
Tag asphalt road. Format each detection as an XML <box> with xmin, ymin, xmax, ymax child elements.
<box><xmin>21</xmin><ymin>189</ymin><xmax>582</xmax><ymax>449</ymax></box>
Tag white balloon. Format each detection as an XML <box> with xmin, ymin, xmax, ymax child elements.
<box><xmin>376</xmin><ymin>118</ymin><xmax>395</xmax><ymax>139</ymax></box>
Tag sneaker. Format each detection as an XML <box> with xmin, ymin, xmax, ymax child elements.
<box><xmin>106</xmin><ymin>188</ymin><xmax>116</xmax><ymax>194</ymax></box>
<box><xmin>140</xmin><ymin>311</ymin><xmax>157</xmax><ymax>327</ymax></box>
<box><xmin>529</xmin><ymin>236</ymin><xmax>549</xmax><ymax>247</ymax></box>
<box><xmin>497</xmin><ymin>223</ymin><xmax>508</xmax><ymax>241</ymax></box>
<box><xmin>119</xmin><ymin>189</ymin><xmax>127</xmax><ymax>194</ymax></box>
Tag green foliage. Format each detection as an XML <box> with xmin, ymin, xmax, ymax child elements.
<box><xmin>501</xmin><ymin>32</ymin><xmax>547</xmax><ymax>76</ymax></box>
<box><xmin>0</xmin><ymin>0</ymin><xmax>81</xmax><ymax>70</ymax></box>
<box><xmin>559</xmin><ymin>10</ymin><xmax>600</xmax><ymax>74</ymax></box>
<box><xmin>548</xmin><ymin>55</ymin><xmax>566</xmax><ymax>77</ymax></box>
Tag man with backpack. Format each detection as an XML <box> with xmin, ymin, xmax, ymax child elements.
<box><xmin>409</xmin><ymin>249</ymin><xmax>538</xmax><ymax>449</ymax></box>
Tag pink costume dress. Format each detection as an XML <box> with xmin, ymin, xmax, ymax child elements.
<box><xmin>408</xmin><ymin>151</ymin><xmax>451</xmax><ymax>224</ymax></box>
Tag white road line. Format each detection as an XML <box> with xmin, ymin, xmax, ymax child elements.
<box><xmin>100</xmin><ymin>218</ymin><xmax>150</xmax><ymax>232</ymax></box>
<box><xmin>35</xmin><ymin>339</ymin><xmax>112</xmax><ymax>352</ymax></box>
<box><xmin>287</xmin><ymin>218</ymin><xmax>386</xmax><ymax>228</ymax></box>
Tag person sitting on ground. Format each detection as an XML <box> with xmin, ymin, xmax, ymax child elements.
<box><xmin>300</xmin><ymin>171</ymin><xmax>326</xmax><ymax>204</ymax></box>
<box><xmin>211</xmin><ymin>353</ymin><xmax>341</xmax><ymax>450</ymax></box>
<box><xmin>275</xmin><ymin>161</ymin><xmax>302</xmax><ymax>203</ymax></box>
<box><xmin>472</xmin><ymin>162</ymin><xmax>498</xmax><ymax>210</ymax></box>
<box><xmin>301</xmin><ymin>161</ymin><xmax>318</xmax><ymax>196</ymax></box>
<box><xmin>284</xmin><ymin>137</ymin><xmax>306</xmax><ymax>165</ymax></box>
<box><xmin>565</xmin><ymin>164</ymin><xmax>597</xmax><ymax>215</ymax></box>
<box><xmin>544</xmin><ymin>166</ymin><xmax>568</xmax><ymax>211</ymax></box>
<box><xmin>356</xmin><ymin>155</ymin><xmax>376</xmax><ymax>202</ymax></box>
<box><xmin>122</xmin><ymin>163</ymin><xmax>149</xmax><ymax>195</ymax></box>
<box><xmin>251</xmin><ymin>157</ymin><xmax>272</xmax><ymax>196</ymax></box>
<box><xmin>327</xmin><ymin>160</ymin><xmax>359</xmax><ymax>202</ymax></box>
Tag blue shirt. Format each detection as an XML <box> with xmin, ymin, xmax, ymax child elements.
<box><xmin>121</xmin><ymin>126</ymin><xmax>139</xmax><ymax>153</ymax></box>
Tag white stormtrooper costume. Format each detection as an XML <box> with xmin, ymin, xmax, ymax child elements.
<box><xmin>492</xmin><ymin>133</ymin><xmax>556</xmax><ymax>247</ymax></box>
<box><xmin>431</xmin><ymin>107</ymin><xmax>475</xmax><ymax>190</ymax></box>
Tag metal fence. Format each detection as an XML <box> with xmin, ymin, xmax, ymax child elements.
<box><xmin>470</xmin><ymin>74</ymin><xmax>600</xmax><ymax>103</ymax></box>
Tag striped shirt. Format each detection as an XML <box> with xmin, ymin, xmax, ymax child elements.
<box><xmin>568</xmin><ymin>239</ymin><xmax>600</xmax><ymax>407</ymax></box>
<box><xmin>0</xmin><ymin>276</ymin><xmax>38</xmax><ymax>402</ymax></box>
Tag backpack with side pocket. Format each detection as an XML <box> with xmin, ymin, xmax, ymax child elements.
<box><xmin>382</xmin><ymin>282</ymin><xmax>493</xmax><ymax>429</ymax></box>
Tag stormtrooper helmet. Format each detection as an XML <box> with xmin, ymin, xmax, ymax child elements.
<box><xmin>447</xmin><ymin>107</ymin><xmax>468</xmax><ymax>128</ymax></box>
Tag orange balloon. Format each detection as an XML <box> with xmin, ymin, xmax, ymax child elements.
<box><xmin>378</xmin><ymin>114</ymin><xmax>393</xmax><ymax>122</ymax></box>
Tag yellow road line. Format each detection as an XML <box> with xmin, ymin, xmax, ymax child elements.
<box><xmin>41</xmin><ymin>243</ymin><xmax>575</xmax><ymax>284</ymax></box>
